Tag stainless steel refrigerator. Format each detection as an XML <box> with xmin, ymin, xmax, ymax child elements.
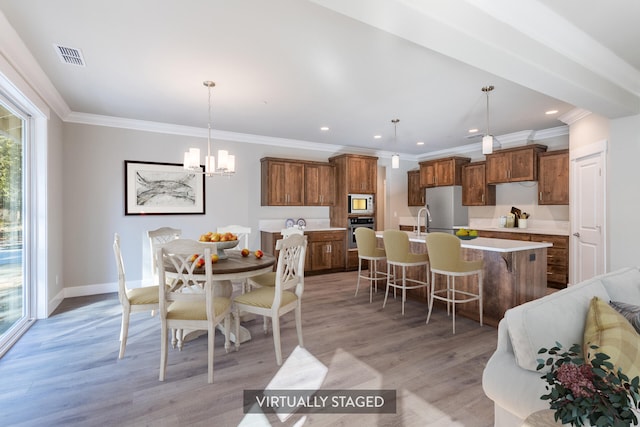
<box><xmin>424</xmin><ymin>186</ymin><xmax>468</xmax><ymax>233</ymax></box>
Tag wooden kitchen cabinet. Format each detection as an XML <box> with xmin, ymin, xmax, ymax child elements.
<box><xmin>538</xmin><ymin>149</ymin><xmax>569</xmax><ymax>205</ymax></box>
<box><xmin>305</xmin><ymin>163</ymin><xmax>335</xmax><ymax>206</ymax></box>
<box><xmin>485</xmin><ymin>145</ymin><xmax>547</xmax><ymax>184</ymax></box>
<box><xmin>407</xmin><ymin>170</ymin><xmax>424</xmax><ymax>206</ymax></box>
<box><xmin>346</xmin><ymin>156</ymin><xmax>377</xmax><ymax>193</ymax></box>
<box><xmin>261</xmin><ymin>158</ymin><xmax>304</xmax><ymax>206</ymax></box>
<box><xmin>419</xmin><ymin>156</ymin><xmax>470</xmax><ymax>187</ymax></box>
<box><xmin>476</xmin><ymin>229</ymin><xmax>568</xmax><ymax>288</ymax></box>
<box><xmin>260</xmin><ymin>229</ymin><xmax>346</xmax><ymax>275</ymax></box>
<box><xmin>461</xmin><ymin>161</ymin><xmax>495</xmax><ymax>206</ymax></box>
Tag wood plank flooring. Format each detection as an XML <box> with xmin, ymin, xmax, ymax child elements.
<box><xmin>0</xmin><ymin>270</ymin><xmax>497</xmax><ymax>426</ymax></box>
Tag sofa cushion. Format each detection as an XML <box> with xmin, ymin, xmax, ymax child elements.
<box><xmin>610</xmin><ymin>301</ymin><xmax>640</xmax><ymax>334</ymax></box>
<box><xmin>504</xmin><ymin>278</ymin><xmax>609</xmax><ymax>372</ymax></box>
<box><xmin>583</xmin><ymin>296</ymin><xmax>640</xmax><ymax>380</ymax></box>
<box><xmin>600</xmin><ymin>267</ymin><xmax>640</xmax><ymax>302</ymax></box>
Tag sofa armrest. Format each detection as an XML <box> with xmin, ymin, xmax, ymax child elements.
<box><xmin>483</xmin><ymin>319</ymin><xmax>549</xmax><ymax>423</ymax></box>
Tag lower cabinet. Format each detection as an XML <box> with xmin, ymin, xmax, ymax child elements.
<box><xmin>260</xmin><ymin>230</ymin><xmax>346</xmax><ymax>275</ymax></box>
<box><xmin>476</xmin><ymin>230</ymin><xmax>568</xmax><ymax>288</ymax></box>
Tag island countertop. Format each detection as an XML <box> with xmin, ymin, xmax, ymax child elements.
<box><xmin>375</xmin><ymin>231</ymin><xmax>553</xmax><ymax>252</ymax></box>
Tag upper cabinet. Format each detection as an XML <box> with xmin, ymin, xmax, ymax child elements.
<box><xmin>419</xmin><ymin>156</ymin><xmax>470</xmax><ymax>187</ymax></box>
<box><xmin>305</xmin><ymin>163</ymin><xmax>335</xmax><ymax>206</ymax></box>
<box><xmin>462</xmin><ymin>161</ymin><xmax>496</xmax><ymax>206</ymax></box>
<box><xmin>538</xmin><ymin>149</ymin><xmax>569</xmax><ymax>205</ymax></box>
<box><xmin>485</xmin><ymin>144</ymin><xmax>547</xmax><ymax>184</ymax></box>
<box><xmin>407</xmin><ymin>170</ymin><xmax>424</xmax><ymax>206</ymax></box>
<box><xmin>346</xmin><ymin>156</ymin><xmax>377</xmax><ymax>193</ymax></box>
<box><xmin>261</xmin><ymin>157</ymin><xmax>334</xmax><ymax>206</ymax></box>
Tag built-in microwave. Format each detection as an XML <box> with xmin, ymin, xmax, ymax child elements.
<box><xmin>348</xmin><ymin>194</ymin><xmax>374</xmax><ymax>215</ymax></box>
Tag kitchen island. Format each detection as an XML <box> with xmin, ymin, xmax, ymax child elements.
<box><xmin>375</xmin><ymin>232</ymin><xmax>552</xmax><ymax>327</ymax></box>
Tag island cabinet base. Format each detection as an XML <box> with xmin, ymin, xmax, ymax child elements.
<box><xmin>376</xmin><ymin>237</ymin><xmax>548</xmax><ymax>327</ymax></box>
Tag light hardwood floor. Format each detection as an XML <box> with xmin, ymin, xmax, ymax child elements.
<box><xmin>0</xmin><ymin>270</ymin><xmax>497</xmax><ymax>426</ymax></box>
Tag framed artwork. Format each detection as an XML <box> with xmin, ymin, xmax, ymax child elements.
<box><xmin>124</xmin><ymin>160</ymin><xmax>205</xmax><ymax>215</ymax></box>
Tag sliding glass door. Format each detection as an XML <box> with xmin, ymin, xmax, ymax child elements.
<box><xmin>0</xmin><ymin>100</ymin><xmax>27</xmax><ymax>351</ymax></box>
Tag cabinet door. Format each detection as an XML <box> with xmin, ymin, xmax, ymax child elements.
<box><xmin>435</xmin><ymin>159</ymin><xmax>455</xmax><ymax>186</ymax></box>
<box><xmin>347</xmin><ymin>157</ymin><xmax>376</xmax><ymax>193</ymax></box>
<box><xmin>407</xmin><ymin>170</ymin><xmax>424</xmax><ymax>206</ymax></box>
<box><xmin>305</xmin><ymin>163</ymin><xmax>334</xmax><ymax>206</ymax></box>
<box><xmin>262</xmin><ymin>160</ymin><xmax>304</xmax><ymax>206</ymax></box>
<box><xmin>509</xmin><ymin>148</ymin><xmax>537</xmax><ymax>182</ymax></box>
<box><xmin>330</xmin><ymin>239</ymin><xmax>345</xmax><ymax>269</ymax></box>
<box><xmin>310</xmin><ymin>241</ymin><xmax>331</xmax><ymax>271</ymax></box>
<box><xmin>485</xmin><ymin>152</ymin><xmax>510</xmax><ymax>184</ymax></box>
<box><xmin>419</xmin><ymin>162</ymin><xmax>436</xmax><ymax>187</ymax></box>
<box><xmin>538</xmin><ymin>150</ymin><xmax>569</xmax><ymax>205</ymax></box>
<box><xmin>462</xmin><ymin>163</ymin><xmax>484</xmax><ymax>205</ymax></box>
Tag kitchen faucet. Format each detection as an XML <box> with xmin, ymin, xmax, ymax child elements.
<box><xmin>416</xmin><ymin>206</ymin><xmax>432</xmax><ymax>236</ymax></box>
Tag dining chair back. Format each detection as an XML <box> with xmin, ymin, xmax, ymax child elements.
<box><xmin>156</xmin><ymin>238</ymin><xmax>233</xmax><ymax>383</ymax></box>
<box><xmin>147</xmin><ymin>227</ymin><xmax>182</xmax><ymax>283</ymax></box>
<box><xmin>217</xmin><ymin>225</ymin><xmax>251</xmax><ymax>250</ymax></box>
<box><xmin>246</xmin><ymin>228</ymin><xmax>306</xmax><ymax>290</ymax></box>
<box><xmin>233</xmin><ymin>233</ymin><xmax>307</xmax><ymax>365</ymax></box>
<box><xmin>113</xmin><ymin>233</ymin><xmax>159</xmax><ymax>359</ymax></box>
<box><xmin>382</xmin><ymin>230</ymin><xmax>430</xmax><ymax>315</ymax></box>
<box><xmin>354</xmin><ymin>227</ymin><xmax>388</xmax><ymax>303</ymax></box>
<box><xmin>425</xmin><ymin>232</ymin><xmax>483</xmax><ymax>334</ymax></box>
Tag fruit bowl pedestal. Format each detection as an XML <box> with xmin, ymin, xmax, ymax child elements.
<box><xmin>204</xmin><ymin>240</ymin><xmax>239</xmax><ymax>259</ymax></box>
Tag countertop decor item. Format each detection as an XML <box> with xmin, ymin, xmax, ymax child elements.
<box><xmin>296</xmin><ymin>218</ymin><xmax>306</xmax><ymax>228</ymax></box>
<box><xmin>536</xmin><ymin>342</ymin><xmax>640</xmax><ymax>427</ymax></box>
<box><xmin>285</xmin><ymin>218</ymin><xmax>295</xmax><ymax>228</ymax></box>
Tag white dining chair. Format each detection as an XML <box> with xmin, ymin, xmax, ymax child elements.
<box><xmin>217</xmin><ymin>225</ymin><xmax>251</xmax><ymax>251</ymax></box>
<box><xmin>147</xmin><ymin>227</ymin><xmax>182</xmax><ymax>284</ymax></box>
<box><xmin>246</xmin><ymin>227</ymin><xmax>305</xmax><ymax>290</ymax></box>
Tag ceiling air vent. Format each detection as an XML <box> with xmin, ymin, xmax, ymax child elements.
<box><xmin>54</xmin><ymin>44</ymin><xmax>86</xmax><ymax>67</ymax></box>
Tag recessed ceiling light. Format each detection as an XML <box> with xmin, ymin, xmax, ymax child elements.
<box><xmin>416</xmin><ymin>141</ymin><xmax>424</xmax><ymax>146</ymax></box>
<box><xmin>545</xmin><ymin>110</ymin><xmax>558</xmax><ymax>115</ymax></box>
<box><xmin>374</xmin><ymin>135</ymin><xmax>382</xmax><ymax>139</ymax></box>
<box><xmin>468</xmin><ymin>128</ymin><xmax>478</xmax><ymax>133</ymax></box>
<box><xmin>320</xmin><ymin>126</ymin><xmax>329</xmax><ymax>131</ymax></box>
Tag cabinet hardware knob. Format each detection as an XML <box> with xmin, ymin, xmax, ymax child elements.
<box><xmin>572</xmin><ymin>232</ymin><xmax>580</xmax><ymax>237</ymax></box>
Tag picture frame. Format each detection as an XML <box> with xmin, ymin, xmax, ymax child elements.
<box><xmin>124</xmin><ymin>160</ymin><xmax>205</xmax><ymax>215</ymax></box>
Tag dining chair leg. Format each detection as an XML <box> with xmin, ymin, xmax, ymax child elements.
<box><xmin>224</xmin><ymin>314</ymin><xmax>231</xmax><ymax>353</ymax></box>
<box><xmin>207</xmin><ymin>324</ymin><xmax>215</xmax><ymax>384</ymax></box>
<box><xmin>118</xmin><ymin>309</ymin><xmax>130</xmax><ymax>359</ymax></box>
<box><xmin>272</xmin><ymin>315</ymin><xmax>283</xmax><ymax>366</ymax></box>
<box><xmin>401</xmin><ymin>266</ymin><xmax>407</xmax><ymax>316</ymax></box>
<box><xmin>234</xmin><ymin>308</ymin><xmax>241</xmax><ymax>351</ymax></box>
<box><xmin>478</xmin><ymin>272</ymin><xmax>483</xmax><ymax>327</ymax></box>
<box><xmin>452</xmin><ymin>276</ymin><xmax>456</xmax><ymax>334</ymax></box>
<box><xmin>295</xmin><ymin>303</ymin><xmax>304</xmax><ymax>348</ymax></box>
<box><xmin>426</xmin><ymin>271</ymin><xmax>436</xmax><ymax>325</ymax></box>
<box><xmin>263</xmin><ymin>316</ymin><xmax>269</xmax><ymax>334</ymax></box>
<box><xmin>159</xmin><ymin>323</ymin><xmax>169</xmax><ymax>381</ymax></box>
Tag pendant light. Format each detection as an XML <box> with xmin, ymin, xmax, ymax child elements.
<box><xmin>391</xmin><ymin>118</ymin><xmax>400</xmax><ymax>169</ymax></box>
<box><xmin>482</xmin><ymin>85</ymin><xmax>495</xmax><ymax>155</ymax></box>
<box><xmin>183</xmin><ymin>81</ymin><xmax>235</xmax><ymax>177</ymax></box>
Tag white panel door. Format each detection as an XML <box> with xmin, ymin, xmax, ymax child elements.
<box><xmin>571</xmin><ymin>147</ymin><xmax>605</xmax><ymax>284</ymax></box>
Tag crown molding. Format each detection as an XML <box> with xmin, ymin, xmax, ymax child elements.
<box><xmin>558</xmin><ymin>108</ymin><xmax>592</xmax><ymax>125</ymax></box>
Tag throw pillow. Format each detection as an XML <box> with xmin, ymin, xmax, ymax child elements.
<box><xmin>583</xmin><ymin>296</ymin><xmax>640</xmax><ymax>379</ymax></box>
<box><xmin>610</xmin><ymin>300</ymin><xmax>640</xmax><ymax>334</ymax></box>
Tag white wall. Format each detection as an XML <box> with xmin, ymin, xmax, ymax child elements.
<box><xmin>608</xmin><ymin>114</ymin><xmax>640</xmax><ymax>270</ymax></box>
<box><xmin>62</xmin><ymin>122</ymin><xmax>373</xmax><ymax>292</ymax></box>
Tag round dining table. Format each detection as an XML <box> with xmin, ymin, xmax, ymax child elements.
<box><xmin>164</xmin><ymin>249</ymin><xmax>276</xmax><ymax>345</ymax></box>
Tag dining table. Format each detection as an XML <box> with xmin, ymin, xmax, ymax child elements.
<box><xmin>163</xmin><ymin>248</ymin><xmax>276</xmax><ymax>345</ymax></box>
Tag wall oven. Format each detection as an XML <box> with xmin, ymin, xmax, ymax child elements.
<box><xmin>348</xmin><ymin>217</ymin><xmax>375</xmax><ymax>249</ymax></box>
<box><xmin>348</xmin><ymin>194</ymin><xmax>374</xmax><ymax>215</ymax></box>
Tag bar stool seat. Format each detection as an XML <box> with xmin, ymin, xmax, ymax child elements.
<box><xmin>425</xmin><ymin>232</ymin><xmax>483</xmax><ymax>334</ymax></box>
<box><xmin>382</xmin><ymin>230</ymin><xmax>430</xmax><ymax>315</ymax></box>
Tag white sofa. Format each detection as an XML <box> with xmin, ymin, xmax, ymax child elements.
<box><xmin>482</xmin><ymin>267</ymin><xmax>640</xmax><ymax>427</ymax></box>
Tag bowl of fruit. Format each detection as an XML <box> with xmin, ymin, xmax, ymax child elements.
<box><xmin>455</xmin><ymin>228</ymin><xmax>478</xmax><ymax>240</ymax></box>
<box><xmin>198</xmin><ymin>232</ymin><xmax>239</xmax><ymax>259</ymax></box>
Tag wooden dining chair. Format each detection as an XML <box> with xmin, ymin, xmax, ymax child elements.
<box><xmin>156</xmin><ymin>239</ymin><xmax>234</xmax><ymax>383</ymax></box>
<box><xmin>113</xmin><ymin>233</ymin><xmax>159</xmax><ymax>359</ymax></box>
<box><xmin>233</xmin><ymin>233</ymin><xmax>307</xmax><ymax>365</ymax></box>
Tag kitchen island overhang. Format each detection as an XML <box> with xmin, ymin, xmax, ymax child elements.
<box><xmin>374</xmin><ymin>231</ymin><xmax>552</xmax><ymax>327</ymax></box>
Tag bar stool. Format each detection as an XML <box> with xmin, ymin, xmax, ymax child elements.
<box><xmin>382</xmin><ymin>230</ymin><xmax>430</xmax><ymax>315</ymax></box>
<box><xmin>425</xmin><ymin>232</ymin><xmax>483</xmax><ymax>334</ymax></box>
<box><xmin>354</xmin><ymin>227</ymin><xmax>388</xmax><ymax>303</ymax></box>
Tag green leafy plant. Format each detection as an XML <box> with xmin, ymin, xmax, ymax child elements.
<box><xmin>537</xmin><ymin>342</ymin><xmax>640</xmax><ymax>426</ymax></box>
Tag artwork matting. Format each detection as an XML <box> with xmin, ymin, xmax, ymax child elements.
<box><xmin>124</xmin><ymin>160</ymin><xmax>205</xmax><ymax>215</ymax></box>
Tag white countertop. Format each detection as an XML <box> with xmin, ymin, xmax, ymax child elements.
<box><xmin>376</xmin><ymin>231</ymin><xmax>552</xmax><ymax>253</ymax></box>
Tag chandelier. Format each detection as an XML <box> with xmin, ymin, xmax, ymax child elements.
<box><xmin>183</xmin><ymin>81</ymin><xmax>235</xmax><ymax>176</ymax></box>
<box><xmin>482</xmin><ymin>85</ymin><xmax>495</xmax><ymax>155</ymax></box>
